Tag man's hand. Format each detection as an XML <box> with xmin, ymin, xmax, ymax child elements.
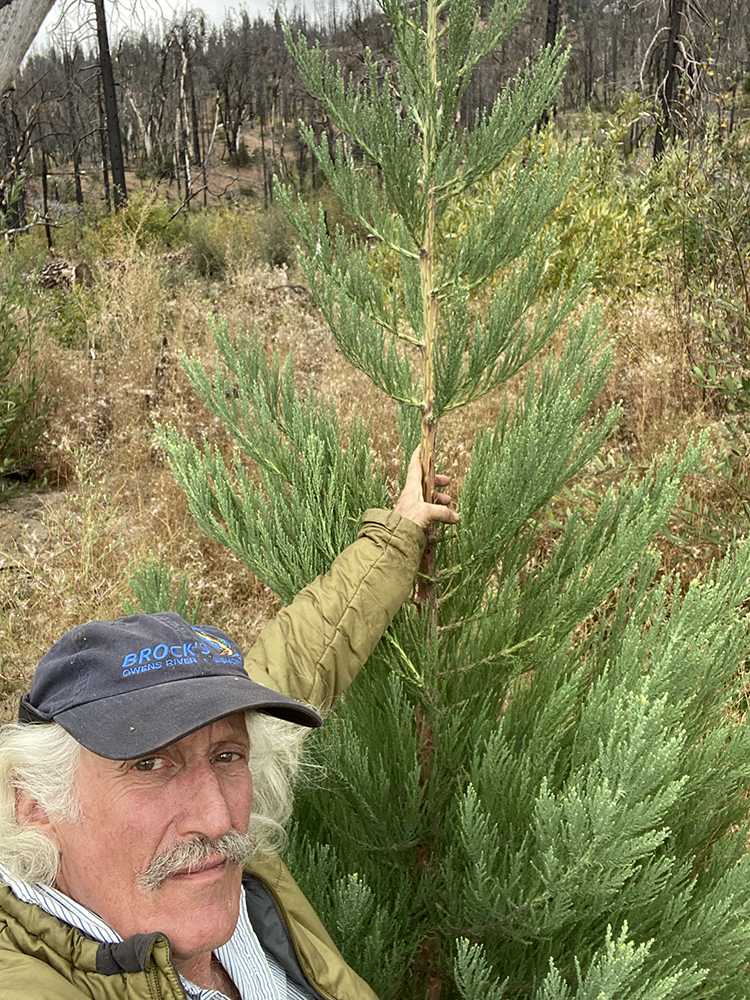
<box><xmin>393</xmin><ymin>448</ymin><xmax>460</xmax><ymax>531</ymax></box>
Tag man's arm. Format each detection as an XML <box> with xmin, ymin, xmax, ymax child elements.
<box><xmin>243</xmin><ymin>450</ymin><xmax>458</xmax><ymax>712</ymax></box>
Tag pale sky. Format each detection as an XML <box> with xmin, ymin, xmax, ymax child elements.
<box><xmin>32</xmin><ymin>0</ymin><xmax>296</xmax><ymax>52</ymax></box>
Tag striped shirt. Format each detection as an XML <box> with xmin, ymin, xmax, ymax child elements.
<box><xmin>0</xmin><ymin>862</ymin><xmax>311</xmax><ymax>1000</ymax></box>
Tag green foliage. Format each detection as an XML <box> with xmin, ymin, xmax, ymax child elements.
<box><xmin>0</xmin><ymin>175</ymin><xmax>26</xmax><ymax>235</ymax></box>
<box><xmin>548</xmin><ymin>120</ymin><xmax>661</xmax><ymax>292</ymax></box>
<box><xmin>185</xmin><ymin>202</ymin><xmax>296</xmax><ymax>274</ymax></box>
<box><xmin>278</xmin><ymin>14</ymin><xmax>574</xmax><ymax>425</ymax></box>
<box><xmin>160</xmin><ymin>1</ymin><xmax>750</xmax><ymax>998</ymax></box>
<box><xmin>157</xmin><ymin>316</ymin><xmax>389</xmax><ymax>605</ymax></box>
<box><xmin>457</xmin><ymin>105</ymin><xmax>750</xmax><ymax>311</ymax></box>
<box><xmin>42</xmin><ymin>288</ymin><xmax>91</xmax><ymax>351</ymax></box>
<box><xmin>254</xmin><ymin>203</ymin><xmax>296</xmax><ymax>268</ymax></box>
<box><xmin>0</xmin><ymin>266</ymin><xmax>49</xmax><ymax>496</ymax></box>
<box><xmin>447</xmin><ymin>99</ymin><xmax>662</xmax><ymax>298</ymax></box>
<box><xmin>134</xmin><ymin>149</ymin><xmax>177</xmax><ymax>182</ymax></box>
<box><xmin>537</xmin><ymin>925</ymin><xmax>700</xmax><ymax>1000</ymax></box>
<box><xmin>229</xmin><ymin>139</ymin><xmax>253</xmax><ymax>168</ymax></box>
<box><xmin>454</xmin><ymin>939</ymin><xmax>509</xmax><ymax>1000</ymax></box>
<box><xmin>671</xmin><ymin>125</ymin><xmax>750</xmax><ymax>426</ymax></box>
<box><xmin>188</xmin><ymin>211</ymin><xmax>229</xmax><ymax>278</ymax></box>
<box><xmin>122</xmin><ymin>551</ymin><xmax>199</xmax><ymax>621</ymax></box>
<box><xmin>286</xmin><ymin>835</ymin><xmax>418</xmax><ymax>997</ymax></box>
<box><xmin>454</xmin><ymin>924</ymin><xmax>700</xmax><ymax>1000</ymax></box>
<box><xmin>79</xmin><ymin>190</ymin><xmax>186</xmax><ymax>259</ymax></box>
<box><xmin>300</xmin><ymin>182</ymin><xmax>370</xmax><ymax>244</ymax></box>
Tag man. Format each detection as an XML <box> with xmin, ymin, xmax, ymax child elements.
<box><xmin>0</xmin><ymin>451</ymin><xmax>457</xmax><ymax>999</ymax></box>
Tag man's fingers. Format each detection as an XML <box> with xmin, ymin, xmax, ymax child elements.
<box><xmin>408</xmin><ymin>447</ymin><xmax>422</xmax><ymax>474</ymax></box>
<box><xmin>393</xmin><ymin>448</ymin><xmax>459</xmax><ymax>527</ymax></box>
<box><xmin>407</xmin><ymin>449</ymin><xmax>451</xmax><ymax>490</ymax></box>
<box><xmin>405</xmin><ymin>449</ymin><xmax>424</xmax><ymax>494</ymax></box>
<box><xmin>426</xmin><ymin>503</ymin><xmax>460</xmax><ymax>524</ymax></box>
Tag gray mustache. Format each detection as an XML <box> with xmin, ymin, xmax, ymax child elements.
<box><xmin>136</xmin><ymin>829</ymin><xmax>254</xmax><ymax>890</ymax></box>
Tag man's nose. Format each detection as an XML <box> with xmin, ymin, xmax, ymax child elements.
<box><xmin>173</xmin><ymin>764</ymin><xmax>233</xmax><ymax>840</ymax></box>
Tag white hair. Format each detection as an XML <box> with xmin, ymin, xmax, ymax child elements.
<box><xmin>0</xmin><ymin>710</ymin><xmax>306</xmax><ymax>885</ymax></box>
<box><xmin>244</xmin><ymin>711</ymin><xmax>307</xmax><ymax>854</ymax></box>
<box><xmin>0</xmin><ymin>723</ymin><xmax>82</xmax><ymax>884</ymax></box>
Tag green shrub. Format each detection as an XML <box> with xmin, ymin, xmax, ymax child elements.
<box><xmin>256</xmin><ymin>202</ymin><xmax>296</xmax><ymax>268</ymax></box>
<box><xmin>185</xmin><ymin>203</ymin><xmax>282</xmax><ymax>276</ymax></box>
<box><xmin>422</xmin><ymin>98</ymin><xmax>665</xmax><ymax>302</ymax></box>
<box><xmin>229</xmin><ymin>140</ymin><xmax>253</xmax><ymax>168</ymax></box>
<box><xmin>649</xmin><ymin>123</ymin><xmax>750</xmax><ymax>425</ymax></box>
<box><xmin>301</xmin><ymin>181</ymin><xmax>370</xmax><ymax>244</ymax></box>
<box><xmin>80</xmin><ymin>190</ymin><xmax>186</xmax><ymax>259</ymax></box>
<box><xmin>187</xmin><ymin>210</ymin><xmax>229</xmax><ymax>278</ymax></box>
<box><xmin>54</xmin><ymin>177</ymin><xmax>78</xmax><ymax>204</ymax></box>
<box><xmin>122</xmin><ymin>551</ymin><xmax>199</xmax><ymax>622</ymax></box>
<box><xmin>134</xmin><ymin>149</ymin><xmax>176</xmax><ymax>182</ymax></box>
<box><xmin>0</xmin><ymin>265</ymin><xmax>49</xmax><ymax>497</ymax></box>
<box><xmin>549</xmin><ymin>119</ymin><xmax>662</xmax><ymax>294</ymax></box>
<box><xmin>43</xmin><ymin>288</ymin><xmax>91</xmax><ymax>351</ymax></box>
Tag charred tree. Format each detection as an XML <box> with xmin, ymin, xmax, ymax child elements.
<box><xmin>653</xmin><ymin>0</ymin><xmax>685</xmax><ymax>158</ymax></box>
<box><xmin>93</xmin><ymin>0</ymin><xmax>127</xmax><ymax>207</ymax></box>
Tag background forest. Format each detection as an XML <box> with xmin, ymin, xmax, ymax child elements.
<box><xmin>2</xmin><ymin>0</ymin><xmax>750</xmax><ymax>996</ymax></box>
<box><xmin>1</xmin><ymin>0</ymin><xmax>749</xmax><ymax>216</ymax></box>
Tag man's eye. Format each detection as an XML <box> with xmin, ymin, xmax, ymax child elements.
<box><xmin>215</xmin><ymin>751</ymin><xmax>242</xmax><ymax>764</ymax></box>
<box><xmin>134</xmin><ymin>757</ymin><xmax>163</xmax><ymax>772</ymax></box>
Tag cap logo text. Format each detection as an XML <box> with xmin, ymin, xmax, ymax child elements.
<box><xmin>120</xmin><ymin>635</ymin><xmax>241</xmax><ymax>677</ymax></box>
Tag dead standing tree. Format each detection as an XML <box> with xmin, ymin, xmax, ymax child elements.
<box><xmin>92</xmin><ymin>0</ymin><xmax>126</xmax><ymax>206</ymax></box>
<box><xmin>0</xmin><ymin>96</ymin><xmax>28</xmax><ymax>235</ymax></box>
<box><xmin>646</xmin><ymin>0</ymin><xmax>718</xmax><ymax>157</ymax></box>
<box><xmin>652</xmin><ymin>0</ymin><xmax>685</xmax><ymax>156</ymax></box>
<box><xmin>0</xmin><ymin>0</ymin><xmax>55</xmax><ymax>98</ymax></box>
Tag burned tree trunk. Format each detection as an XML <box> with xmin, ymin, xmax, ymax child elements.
<box><xmin>93</xmin><ymin>0</ymin><xmax>127</xmax><ymax>208</ymax></box>
<box><xmin>538</xmin><ymin>0</ymin><xmax>559</xmax><ymax>127</ymax></box>
<box><xmin>0</xmin><ymin>0</ymin><xmax>55</xmax><ymax>97</ymax></box>
<box><xmin>62</xmin><ymin>48</ymin><xmax>84</xmax><ymax>209</ymax></box>
<box><xmin>653</xmin><ymin>0</ymin><xmax>685</xmax><ymax>158</ymax></box>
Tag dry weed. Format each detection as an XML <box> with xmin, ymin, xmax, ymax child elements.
<box><xmin>2</xmin><ymin>242</ymin><xmax>748</xmax><ymax>717</ymax></box>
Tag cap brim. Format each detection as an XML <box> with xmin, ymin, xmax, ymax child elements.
<box><xmin>53</xmin><ymin>675</ymin><xmax>322</xmax><ymax>759</ymax></box>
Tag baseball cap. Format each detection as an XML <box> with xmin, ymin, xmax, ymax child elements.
<box><xmin>18</xmin><ymin>611</ymin><xmax>322</xmax><ymax>759</ymax></box>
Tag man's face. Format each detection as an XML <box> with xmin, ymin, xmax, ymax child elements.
<box><xmin>41</xmin><ymin>713</ymin><xmax>253</xmax><ymax>966</ymax></box>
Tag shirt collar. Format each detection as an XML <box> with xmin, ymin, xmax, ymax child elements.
<box><xmin>0</xmin><ymin>861</ymin><xmax>286</xmax><ymax>1000</ymax></box>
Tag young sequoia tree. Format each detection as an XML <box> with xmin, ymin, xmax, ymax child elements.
<box><xmin>158</xmin><ymin>0</ymin><xmax>750</xmax><ymax>996</ymax></box>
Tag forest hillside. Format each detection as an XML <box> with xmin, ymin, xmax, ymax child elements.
<box><xmin>2</xmin><ymin>0</ymin><xmax>750</xmax><ymax>995</ymax></box>
<box><xmin>2</xmin><ymin>105</ymin><xmax>749</xmax><ymax>694</ymax></box>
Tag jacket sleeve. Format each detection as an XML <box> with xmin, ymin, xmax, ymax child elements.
<box><xmin>243</xmin><ymin>509</ymin><xmax>426</xmax><ymax>713</ymax></box>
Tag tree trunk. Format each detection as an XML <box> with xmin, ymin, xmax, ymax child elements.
<box><xmin>1</xmin><ymin>99</ymin><xmax>26</xmax><ymax>239</ymax></box>
<box><xmin>62</xmin><ymin>49</ymin><xmax>83</xmax><ymax>209</ymax></box>
<box><xmin>125</xmin><ymin>86</ymin><xmax>152</xmax><ymax>161</ymax></box>
<box><xmin>728</xmin><ymin>82</ymin><xmax>737</xmax><ymax>135</ymax></box>
<box><xmin>611</xmin><ymin>14</ymin><xmax>618</xmax><ymax>97</ymax></box>
<box><xmin>178</xmin><ymin>45</ymin><xmax>192</xmax><ymax>204</ymax></box>
<box><xmin>41</xmin><ymin>147</ymin><xmax>52</xmax><ymax>250</ymax></box>
<box><xmin>189</xmin><ymin>71</ymin><xmax>201</xmax><ymax>167</ymax></box>
<box><xmin>0</xmin><ymin>0</ymin><xmax>55</xmax><ymax>97</ymax></box>
<box><xmin>98</xmin><ymin>74</ymin><xmax>111</xmax><ymax>212</ymax></box>
<box><xmin>653</xmin><ymin>0</ymin><xmax>685</xmax><ymax>158</ymax></box>
<box><xmin>545</xmin><ymin>0</ymin><xmax>559</xmax><ymax>50</ymax></box>
<box><xmin>259</xmin><ymin>103</ymin><xmax>269</xmax><ymax>208</ymax></box>
<box><xmin>538</xmin><ymin>0</ymin><xmax>559</xmax><ymax>126</ymax></box>
<box><xmin>93</xmin><ymin>0</ymin><xmax>127</xmax><ymax>208</ymax></box>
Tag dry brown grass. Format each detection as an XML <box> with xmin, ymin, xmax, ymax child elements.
<box><xmin>2</xmin><ymin>227</ymin><xmax>748</xmax><ymax>720</ymax></box>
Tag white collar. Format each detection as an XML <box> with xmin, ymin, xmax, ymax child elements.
<box><xmin>0</xmin><ymin>861</ymin><xmax>296</xmax><ymax>1000</ymax></box>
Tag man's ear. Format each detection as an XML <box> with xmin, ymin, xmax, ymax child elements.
<box><xmin>16</xmin><ymin>788</ymin><xmax>55</xmax><ymax>831</ymax></box>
